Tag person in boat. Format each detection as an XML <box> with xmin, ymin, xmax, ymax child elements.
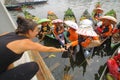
<box><xmin>52</xmin><ymin>19</ymin><xmax>65</xmax><ymax>45</ymax></box>
<box><xmin>62</xmin><ymin>21</ymin><xmax>79</xmax><ymax>58</ymax></box>
<box><xmin>93</xmin><ymin>7</ymin><xmax>103</xmax><ymax>21</ymax></box>
<box><xmin>93</xmin><ymin>2</ymin><xmax>103</xmax><ymax>22</ymax></box>
<box><xmin>0</xmin><ymin>16</ymin><xmax>66</xmax><ymax>80</ymax></box>
<box><xmin>70</xmin><ymin>19</ymin><xmax>101</xmax><ymax>49</ymax></box>
<box><xmin>107</xmin><ymin>49</ymin><xmax>120</xmax><ymax>80</ymax></box>
<box><xmin>37</xmin><ymin>18</ymin><xmax>52</xmax><ymax>41</ymax></box>
<box><xmin>68</xmin><ymin>20</ymin><xmax>101</xmax><ymax>58</ymax></box>
<box><xmin>96</xmin><ymin>15</ymin><xmax>117</xmax><ymax>39</ymax></box>
<box><xmin>112</xmin><ymin>22</ymin><xmax>120</xmax><ymax>43</ymax></box>
<box><xmin>112</xmin><ymin>22</ymin><xmax>120</xmax><ymax>34</ymax></box>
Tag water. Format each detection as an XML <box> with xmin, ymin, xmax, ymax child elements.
<box><xmin>8</xmin><ymin>0</ymin><xmax>120</xmax><ymax>80</ymax></box>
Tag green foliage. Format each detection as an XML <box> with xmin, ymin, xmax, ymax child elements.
<box><xmin>64</xmin><ymin>8</ymin><xmax>77</xmax><ymax>22</ymax></box>
<box><xmin>80</xmin><ymin>9</ymin><xmax>91</xmax><ymax>20</ymax></box>
<box><xmin>105</xmin><ymin>9</ymin><xmax>117</xmax><ymax>18</ymax></box>
<box><xmin>23</xmin><ymin>10</ymin><xmax>40</xmax><ymax>23</ymax></box>
<box><xmin>64</xmin><ymin>8</ymin><xmax>74</xmax><ymax>16</ymax></box>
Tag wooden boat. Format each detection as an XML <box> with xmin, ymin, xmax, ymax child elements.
<box><xmin>5</xmin><ymin>4</ymin><xmax>22</xmax><ymax>11</ymax></box>
<box><xmin>0</xmin><ymin>1</ymin><xmax>55</xmax><ymax>80</ymax></box>
<box><xmin>63</xmin><ymin>8</ymin><xmax>77</xmax><ymax>23</ymax></box>
<box><xmin>17</xmin><ymin>0</ymin><xmax>48</xmax><ymax>6</ymax></box>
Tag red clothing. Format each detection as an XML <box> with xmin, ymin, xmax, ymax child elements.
<box><xmin>107</xmin><ymin>54</ymin><xmax>120</xmax><ymax>80</ymax></box>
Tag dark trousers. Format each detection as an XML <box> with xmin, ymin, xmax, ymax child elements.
<box><xmin>0</xmin><ymin>62</ymin><xmax>39</xmax><ymax>80</ymax></box>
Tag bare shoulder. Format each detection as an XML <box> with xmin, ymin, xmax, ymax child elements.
<box><xmin>0</xmin><ymin>32</ymin><xmax>9</xmax><ymax>36</ymax></box>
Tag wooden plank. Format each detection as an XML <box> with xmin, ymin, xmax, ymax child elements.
<box><xmin>30</xmin><ymin>50</ymin><xmax>55</xmax><ymax>80</ymax></box>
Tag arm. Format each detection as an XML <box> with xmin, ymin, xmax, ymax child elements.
<box><xmin>23</xmin><ymin>39</ymin><xmax>65</xmax><ymax>53</ymax></box>
<box><xmin>0</xmin><ymin>32</ymin><xmax>9</xmax><ymax>36</ymax></box>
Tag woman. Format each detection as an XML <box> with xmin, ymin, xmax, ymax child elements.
<box><xmin>62</xmin><ymin>21</ymin><xmax>78</xmax><ymax>58</ymax></box>
<box><xmin>52</xmin><ymin>19</ymin><xmax>65</xmax><ymax>45</ymax></box>
<box><xmin>98</xmin><ymin>15</ymin><xmax>117</xmax><ymax>38</ymax></box>
<box><xmin>37</xmin><ymin>18</ymin><xmax>51</xmax><ymax>41</ymax></box>
<box><xmin>0</xmin><ymin>16</ymin><xmax>65</xmax><ymax>80</ymax></box>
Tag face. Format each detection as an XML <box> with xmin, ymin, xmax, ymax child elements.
<box><xmin>28</xmin><ymin>26</ymin><xmax>39</xmax><ymax>39</ymax></box>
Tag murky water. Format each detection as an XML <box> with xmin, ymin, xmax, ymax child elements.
<box><xmin>8</xmin><ymin>0</ymin><xmax>120</xmax><ymax>80</ymax></box>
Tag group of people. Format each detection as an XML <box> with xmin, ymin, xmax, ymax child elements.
<box><xmin>0</xmin><ymin>6</ymin><xmax>120</xmax><ymax>80</ymax></box>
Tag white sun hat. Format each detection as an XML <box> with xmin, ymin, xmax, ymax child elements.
<box><xmin>64</xmin><ymin>20</ymin><xmax>78</xmax><ymax>30</ymax></box>
<box><xmin>76</xmin><ymin>24</ymin><xmax>98</xmax><ymax>37</ymax></box>
<box><xmin>79</xmin><ymin>19</ymin><xmax>93</xmax><ymax>26</ymax></box>
<box><xmin>99</xmin><ymin>16</ymin><xmax>117</xmax><ymax>24</ymax></box>
<box><xmin>52</xmin><ymin>19</ymin><xmax>63</xmax><ymax>23</ymax></box>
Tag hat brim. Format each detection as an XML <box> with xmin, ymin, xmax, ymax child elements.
<box><xmin>52</xmin><ymin>19</ymin><xmax>63</xmax><ymax>23</ymax></box>
<box><xmin>93</xmin><ymin>8</ymin><xmax>103</xmax><ymax>13</ymax></box>
<box><xmin>64</xmin><ymin>21</ymin><xmax>78</xmax><ymax>30</ymax></box>
<box><xmin>99</xmin><ymin>16</ymin><xmax>117</xmax><ymax>24</ymax></box>
<box><xmin>38</xmin><ymin>19</ymin><xmax>51</xmax><ymax>24</ymax></box>
<box><xmin>76</xmin><ymin>27</ymin><xmax>98</xmax><ymax>37</ymax></box>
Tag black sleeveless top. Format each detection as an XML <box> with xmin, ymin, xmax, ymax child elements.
<box><xmin>0</xmin><ymin>32</ymin><xmax>28</xmax><ymax>74</ymax></box>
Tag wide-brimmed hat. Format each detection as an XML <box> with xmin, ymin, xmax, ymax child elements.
<box><xmin>99</xmin><ymin>16</ymin><xmax>117</xmax><ymax>24</ymax></box>
<box><xmin>76</xmin><ymin>25</ymin><xmax>98</xmax><ymax>37</ymax></box>
<box><xmin>93</xmin><ymin>7</ymin><xmax>103</xmax><ymax>13</ymax></box>
<box><xmin>79</xmin><ymin>19</ymin><xmax>93</xmax><ymax>26</ymax></box>
<box><xmin>64</xmin><ymin>21</ymin><xmax>78</xmax><ymax>30</ymax></box>
<box><xmin>37</xmin><ymin>18</ymin><xmax>51</xmax><ymax>24</ymax></box>
<box><xmin>52</xmin><ymin>19</ymin><xmax>63</xmax><ymax>23</ymax></box>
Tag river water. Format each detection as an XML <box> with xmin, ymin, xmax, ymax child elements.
<box><xmin>8</xmin><ymin>0</ymin><xmax>120</xmax><ymax>80</ymax></box>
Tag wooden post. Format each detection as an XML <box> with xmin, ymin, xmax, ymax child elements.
<box><xmin>30</xmin><ymin>50</ymin><xmax>55</xmax><ymax>80</ymax></box>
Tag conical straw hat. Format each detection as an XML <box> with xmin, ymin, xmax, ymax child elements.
<box><xmin>80</xmin><ymin>19</ymin><xmax>93</xmax><ymax>26</ymax></box>
<box><xmin>76</xmin><ymin>25</ymin><xmax>98</xmax><ymax>37</ymax></box>
<box><xmin>37</xmin><ymin>18</ymin><xmax>51</xmax><ymax>24</ymax></box>
<box><xmin>64</xmin><ymin>21</ymin><xmax>78</xmax><ymax>30</ymax></box>
<box><xmin>52</xmin><ymin>19</ymin><xmax>63</xmax><ymax>23</ymax></box>
<box><xmin>93</xmin><ymin>7</ymin><xmax>103</xmax><ymax>13</ymax></box>
<box><xmin>99</xmin><ymin>16</ymin><xmax>117</xmax><ymax>24</ymax></box>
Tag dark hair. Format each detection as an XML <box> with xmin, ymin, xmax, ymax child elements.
<box><xmin>15</xmin><ymin>16</ymin><xmax>38</xmax><ymax>34</ymax></box>
<box><xmin>117</xmin><ymin>22</ymin><xmax>120</xmax><ymax>29</ymax></box>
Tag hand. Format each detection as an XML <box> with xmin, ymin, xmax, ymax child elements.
<box><xmin>60</xmin><ymin>48</ymin><xmax>67</xmax><ymax>52</ymax></box>
<box><xmin>65</xmin><ymin>43</ymin><xmax>71</xmax><ymax>49</ymax></box>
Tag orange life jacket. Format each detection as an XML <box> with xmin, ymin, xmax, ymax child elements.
<box><xmin>68</xmin><ymin>28</ymin><xmax>78</xmax><ymax>42</ymax></box>
<box><xmin>71</xmin><ymin>36</ymin><xmax>99</xmax><ymax>48</ymax></box>
<box><xmin>102</xmin><ymin>25</ymin><xmax>113</xmax><ymax>37</ymax></box>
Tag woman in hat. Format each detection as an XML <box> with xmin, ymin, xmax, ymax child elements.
<box><xmin>52</xmin><ymin>19</ymin><xmax>65</xmax><ymax>45</ymax></box>
<box><xmin>0</xmin><ymin>16</ymin><xmax>66</xmax><ymax>80</ymax></box>
<box><xmin>62</xmin><ymin>21</ymin><xmax>79</xmax><ymax>58</ymax></box>
<box><xmin>98</xmin><ymin>15</ymin><xmax>117</xmax><ymax>38</ymax></box>
<box><xmin>69</xmin><ymin>19</ymin><xmax>100</xmax><ymax>49</ymax></box>
<box><xmin>37</xmin><ymin>18</ymin><xmax>52</xmax><ymax>41</ymax></box>
<box><xmin>93</xmin><ymin>7</ymin><xmax>103</xmax><ymax>21</ymax></box>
